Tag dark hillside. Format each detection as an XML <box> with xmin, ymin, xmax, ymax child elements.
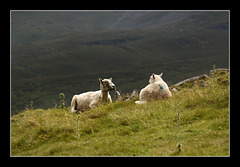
<box><xmin>11</xmin><ymin>11</ymin><xmax>229</xmax><ymax>115</ymax></box>
<box><xmin>11</xmin><ymin>11</ymin><xmax>228</xmax><ymax>45</ymax></box>
<box><xmin>11</xmin><ymin>11</ymin><xmax>190</xmax><ymax>45</ymax></box>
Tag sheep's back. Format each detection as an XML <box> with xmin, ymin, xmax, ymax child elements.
<box><xmin>139</xmin><ymin>81</ymin><xmax>171</xmax><ymax>101</ymax></box>
<box><xmin>76</xmin><ymin>91</ymin><xmax>101</xmax><ymax>109</ymax></box>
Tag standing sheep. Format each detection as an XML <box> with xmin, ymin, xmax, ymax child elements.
<box><xmin>71</xmin><ymin>78</ymin><xmax>116</xmax><ymax>113</ymax></box>
<box><xmin>135</xmin><ymin>73</ymin><xmax>172</xmax><ymax>104</ymax></box>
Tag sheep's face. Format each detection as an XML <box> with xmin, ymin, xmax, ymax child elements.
<box><xmin>149</xmin><ymin>73</ymin><xmax>163</xmax><ymax>83</ymax></box>
<box><xmin>99</xmin><ymin>78</ymin><xmax>116</xmax><ymax>91</ymax></box>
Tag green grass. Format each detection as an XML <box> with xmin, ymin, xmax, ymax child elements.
<box><xmin>11</xmin><ymin>72</ymin><xmax>229</xmax><ymax>156</ymax></box>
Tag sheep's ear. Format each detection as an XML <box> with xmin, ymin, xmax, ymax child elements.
<box><xmin>109</xmin><ymin>78</ymin><xmax>112</xmax><ymax>81</ymax></box>
<box><xmin>152</xmin><ymin>73</ymin><xmax>155</xmax><ymax>79</ymax></box>
<box><xmin>159</xmin><ymin>72</ymin><xmax>163</xmax><ymax>77</ymax></box>
<box><xmin>99</xmin><ymin>78</ymin><xmax>103</xmax><ymax>83</ymax></box>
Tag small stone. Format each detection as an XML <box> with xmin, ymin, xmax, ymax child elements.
<box><xmin>199</xmin><ymin>81</ymin><xmax>206</xmax><ymax>87</ymax></box>
<box><xmin>193</xmin><ymin>80</ymin><xmax>197</xmax><ymax>86</ymax></box>
<box><xmin>125</xmin><ymin>89</ymin><xmax>139</xmax><ymax>101</ymax></box>
<box><xmin>115</xmin><ymin>91</ymin><xmax>123</xmax><ymax>102</ymax></box>
<box><xmin>172</xmin><ymin>88</ymin><xmax>178</xmax><ymax>92</ymax></box>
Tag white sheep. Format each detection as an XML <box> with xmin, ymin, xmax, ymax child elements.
<box><xmin>71</xmin><ymin>78</ymin><xmax>116</xmax><ymax>113</ymax></box>
<box><xmin>135</xmin><ymin>73</ymin><xmax>172</xmax><ymax>104</ymax></box>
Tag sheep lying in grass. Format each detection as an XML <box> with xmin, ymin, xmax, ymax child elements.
<box><xmin>135</xmin><ymin>73</ymin><xmax>172</xmax><ymax>104</ymax></box>
<box><xmin>71</xmin><ymin>78</ymin><xmax>116</xmax><ymax>113</ymax></box>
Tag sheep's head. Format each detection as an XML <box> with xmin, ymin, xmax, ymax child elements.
<box><xmin>99</xmin><ymin>78</ymin><xmax>116</xmax><ymax>91</ymax></box>
<box><xmin>149</xmin><ymin>73</ymin><xmax>163</xmax><ymax>83</ymax></box>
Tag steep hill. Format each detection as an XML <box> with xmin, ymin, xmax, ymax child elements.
<box><xmin>11</xmin><ymin>11</ymin><xmax>229</xmax><ymax>115</ymax></box>
<box><xmin>10</xmin><ymin>71</ymin><xmax>229</xmax><ymax>156</ymax></box>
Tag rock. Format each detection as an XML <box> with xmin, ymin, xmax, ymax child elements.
<box><xmin>174</xmin><ymin>74</ymin><xmax>208</xmax><ymax>87</ymax></box>
<box><xmin>199</xmin><ymin>81</ymin><xmax>207</xmax><ymax>87</ymax></box>
<box><xmin>172</xmin><ymin>88</ymin><xmax>178</xmax><ymax>92</ymax></box>
<box><xmin>115</xmin><ymin>91</ymin><xmax>123</xmax><ymax>102</ymax></box>
<box><xmin>193</xmin><ymin>80</ymin><xmax>197</xmax><ymax>86</ymax></box>
<box><xmin>125</xmin><ymin>89</ymin><xmax>139</xmax><ymax>101</ymax></box>
<box><xmin>209</xmin><ymin>68</ymin><xmax>229</xmax><ymax>76</ymax></box>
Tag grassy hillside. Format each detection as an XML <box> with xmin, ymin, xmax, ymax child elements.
<box><xmin>11</xmin><ymin>71</ymin><xmax>229</xmax><ymax>156</ymax></box>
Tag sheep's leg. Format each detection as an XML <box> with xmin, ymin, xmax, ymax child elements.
<box><xmin>135</xmin><ymin>100</ymin><xmax>146</xmax><ymax>104</ymax></box>
<box><xmin>89</xmin><ymin>101</ymin><xmax>98</xmax><ymax>109</ymax></box>
<box><xmin>71</xmin><ymin>99</ymin><xmax>78</xmax><ymax>113</ymax></box>
<box><xmin>71</xmin><ymin>105</ymin><xmax>76</xmax><ymax>113</ymax></box>
<box><xmin>71</xmin><ymin>96</ymin><xmax>78</xmax><ymax>113</ymax></box>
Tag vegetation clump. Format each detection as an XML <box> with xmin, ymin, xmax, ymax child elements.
<box><xmin>59</xmin><ymin>93</ymin><xmax>66</xmax><ymax>109</ymax></box>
